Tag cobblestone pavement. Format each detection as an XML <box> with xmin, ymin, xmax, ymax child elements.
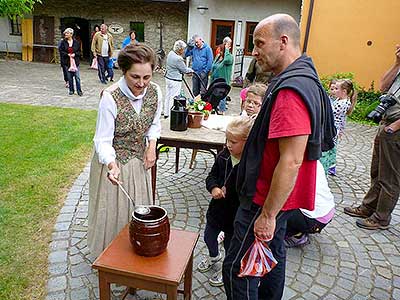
<box><xmin>1</xmin><ymin>60</ymin><xmax>399</xmax><ymax>300</ymax></box>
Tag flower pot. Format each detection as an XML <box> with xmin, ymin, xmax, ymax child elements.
<box><xmin>188</xmin><ymin>111</ymin><xmax>203</xmax><ymax>128</ymax></box>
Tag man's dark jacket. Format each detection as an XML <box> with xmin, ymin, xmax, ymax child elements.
<box><xmin>237</xmin><ymin>55</ymin><xmax>336</xmax><ymax>209</ymax></box>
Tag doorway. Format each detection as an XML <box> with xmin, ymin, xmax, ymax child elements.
<box><xmin>33</xmin><ymin>16</ymin><xmax>54</xmax><ymax>62</ymax></box>
<box><xmin>60</xmin><ymin>17</ymin><xmax>97</xmax><ymax>60</ymax></box>
<box><xmin>210</xmin><ymin>20</ymin><xmax>235</xmax><ymax>54</ymax></box>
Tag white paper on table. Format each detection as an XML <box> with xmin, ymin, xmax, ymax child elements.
<box><xmin>201</xmin><ymin>115</ymin><xmax>236</xmax><ymax>132</ymax></box>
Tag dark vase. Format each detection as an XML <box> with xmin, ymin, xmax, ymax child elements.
<box><xmin>129</xmin><ymin>206</ymin><xmax>170</xmax><ymax>257</ymax></box>
<box><xmin>170</xmin><ymin>95</ymin><xmax>188</xmax><ymax>131</ymax></box>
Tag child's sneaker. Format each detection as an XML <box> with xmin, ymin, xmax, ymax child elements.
<box><xmin>284</xmin><ymin>233</ymin><xmax>309</xmax><ymax>248</ymax></box>
<box><xmin>328</xmin><ymin>166</ymin><xmax>336</xmax><ymax>176</ymax></box>
<box><xmin>197</xmin><ymin>252</ymin><xmax>222</xmax><ymax>273</ymax></box>
<box><xmin>209</xmin><ymin>270</ymin><xmax>224</xmax><ymax>287</ymax></box>
<box><xmin>217</xmin><ymin>231</ymin><xmax>225</xmax><ymax>244</ymax></box>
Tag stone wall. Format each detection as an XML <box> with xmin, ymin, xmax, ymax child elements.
<box><xmin>33</xmin><ymin>0</ymin><xmax>188</xmax><ymax>56</ymax></box>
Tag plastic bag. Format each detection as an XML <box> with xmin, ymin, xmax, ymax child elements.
<box><xmin>68</xmin><ymin>57</ymin><xmax>78</xmax><ymax>72</ymax></box>
<box><xmin>91</xmin><ymin>57</ymin><xmax>98</xmax><ymax>70</ymax></box>
<box><xmin>238</xmin><ymin>238</ymin><xmax>277</xmax><ymax>277</ymax></box>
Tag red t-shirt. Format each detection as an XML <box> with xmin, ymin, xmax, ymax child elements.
<box><xmin>253</xmin><ymin>89</ymin><xmax>316</xmax><ymax>211</ymax></box>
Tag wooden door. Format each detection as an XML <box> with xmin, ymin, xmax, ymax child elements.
<box><xmin>210</xmin><ymin>20</ymin><xmax>235</xmax><ymax>54</ymax></box>
<box><xmin>33</xmin><ymin>16</ymin><xmax>54</xmax><ymax>62</ymax></box>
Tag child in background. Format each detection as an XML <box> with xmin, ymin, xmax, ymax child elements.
<box><xmin>240</xmin><ymin>83</ymin><xmax>267</xmax><ymax>117</ymax></box>
<box><xmin>198</xmin><ymin>116</ymin><xmax>254</xmax><ymax>287</ymax></box>
<box><xmin>284</xmin><ymin>161</ymin><xmax>335</xmax><ymax>247</ymax></box>
<box><xmin>320</xmin><ymin>79</ymin><xmax>357</xmax><ymax>175</ymax></box>
<box><xmin>106</xmin><ymin>57</ymin><xmax>115</xmax><ymax>82</ymax></box>
<box><xmin>239</xmin><ymin>87</ymin><xmax>249</xmax><ymax>113</ymax></box>
<box><xmin>328</xmin><ymin>79</ymin><xmax>338</xmax><ymax>100</ymax></box>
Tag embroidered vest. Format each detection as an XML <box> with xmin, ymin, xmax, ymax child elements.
<box><xmin>112</xmin><ymin>83</ymin><xmax>158</xmax><ymax>164</ymax></box>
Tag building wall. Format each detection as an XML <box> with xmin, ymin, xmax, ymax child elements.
<box><xmin>300</xmin><ymin>0</ymin><xmax>400</xmax><ymax>89</ymax></box>
<box><xmin>188</xmin><ymin>0</ymin><xmax>301</xmax><ymax>77</ymax></box>
<box><xmin>33</xmin><ymin>0</ymin><xmax>188</xmax><ymax>53</ymax></box>
<box><xmin>0</xmin><ymin>17</ymin><xmax>22</xmax><ymax>53</ymax></box>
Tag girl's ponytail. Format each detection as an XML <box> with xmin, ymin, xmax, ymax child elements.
<box><xmin>339</xmin><ymin>79</ymin><xmax>357</xmax><ymax>115</ymax></box>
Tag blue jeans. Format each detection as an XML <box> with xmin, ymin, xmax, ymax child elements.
<box><xmin>97</xmin><ymin>56</ymin><xmax>109</xmax><ymax>83</ymax></box>
<box><xmin>192</xmin><ymin>71</ymin><xmax>208</xmax><ymax>97</ymax></box>
<box><xmin>223</xmin><ymin>203</ymin><xmax>294</xmax><ymax>300</ymax></box>
<box><xmin>218</xmin><ymin>97</ymin><xmax>227</xmax><ymax>112</ymax></box>
<box><xmin>66</xmin><ymin>66</ymin><xmax>82</xmax><ymax>93</ymax></box>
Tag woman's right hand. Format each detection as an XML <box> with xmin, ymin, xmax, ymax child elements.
<box><xmin>107</xmin><ymin>162</ymin><xmax>121</xmax><ymax>185</ymax></box>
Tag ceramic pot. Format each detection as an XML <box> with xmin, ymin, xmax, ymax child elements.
<box><xmin>129</xmin><ymin>206</ymin><xmax>170</xmax><ymax>257</ymax></box>
<box><xmin>188</xmin><ymin>111</ymin><xmax>203</xmax><ymax>128</ymax></box>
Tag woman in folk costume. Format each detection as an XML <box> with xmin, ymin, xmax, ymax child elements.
<box><xmin>88</xmin><ymin>44</ymin><xmax>162</xmax><ymax>258</ymax></box>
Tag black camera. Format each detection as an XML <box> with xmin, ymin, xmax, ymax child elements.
<box><xmin>367</xmin><ymin>78</ymin><xmax>400</xmax><ymax>123</ymax></box>
<box><xmin>367</xmin><ymin>94</ymin><xmax>397</xmax><ymax>123</ymax></box>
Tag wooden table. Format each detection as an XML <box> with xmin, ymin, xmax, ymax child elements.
<box><xmin>151</xmin><ymin>118</ymin><xmax>226</xmax><ymax>201</ymax></box>
<box><xmin>93</xmin><ymin>226</ymin><xmax>199</xmax><ymax>300</ymax></box>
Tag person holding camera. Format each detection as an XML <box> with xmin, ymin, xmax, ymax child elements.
<box><xmin>344</xmin><ymin>44</ymin><xmax>400</xmax><ymax>230</ymax></box>
<box><xmin>184</xmin><ymin>34</ymin><xmax>213</xmax><ymax>96</ymax></box>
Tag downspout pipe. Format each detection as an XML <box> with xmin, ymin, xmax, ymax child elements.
<box><xmin>302</xmin><ymin>0</ymin><xmax>315</xmax><ymax>53</ymax></box>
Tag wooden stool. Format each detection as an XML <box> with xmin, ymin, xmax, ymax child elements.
<box><xmin>93</xmin><ymin>225</ymin><xmax>199</xmax><ymax>300</ymax></box>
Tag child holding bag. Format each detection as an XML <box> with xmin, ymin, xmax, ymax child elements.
<box><xmin>198</xmin><ymin>116</ymin><xmax>254</xmax><ymax>286</ymax></box>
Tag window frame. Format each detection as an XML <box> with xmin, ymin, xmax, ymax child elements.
<box><xmin>244</xmin><ymin>22</ymin><xmax>257</xmax><ymax>56</ymax></box>
<box><xmin>9</xmin><ymin>16</ymin><xmax>22</xmax><ymax>36</ymax></box>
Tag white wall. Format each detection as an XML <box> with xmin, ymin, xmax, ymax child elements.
<box><xmin>188</xmin><ymin>0</ymin><xmax>302</xmax><ymax>78</ymax></box>
<box><xmin>0</xmin><ymin>18</ymin><xmax>22</xmax><ymax>53</ymax></box>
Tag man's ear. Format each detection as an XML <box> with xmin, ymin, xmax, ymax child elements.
<box><xmin>280</xmin><ymin>35</ymin><xmax>289</xmax><ymax>50</ymax></box>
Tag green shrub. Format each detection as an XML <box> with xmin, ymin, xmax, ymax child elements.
<box><xmin>320</xmin><ymin>72</ymin><xmax>381</xmax><ymax>124</ymax></box>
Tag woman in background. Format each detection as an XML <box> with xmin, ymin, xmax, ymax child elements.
<box><xmin>210</xmin><ymin>37</ymin><xmax>233</xmax><ymax>114</ymax></box>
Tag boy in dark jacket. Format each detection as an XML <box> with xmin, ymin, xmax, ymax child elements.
<box><xmin>198</xmin><ymin>116</ymin><xmax>254</xmax><ymax>287</ymax></box>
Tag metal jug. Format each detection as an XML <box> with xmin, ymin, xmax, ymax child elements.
<box><xmin>170</xmin><ymin>95</ymin><xmax>188</xmax><ymax>131</ymax></box>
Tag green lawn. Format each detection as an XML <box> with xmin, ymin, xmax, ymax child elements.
<box><xmin>0</xmin><ymin>103</ymin><xmax>97</xmax><ymax>300</ymax></box>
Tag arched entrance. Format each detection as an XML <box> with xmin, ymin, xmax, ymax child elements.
<box><xmin>60</xmin><ymin>17</ymin><xmax>103</xmax><ymax>60</ymax></box>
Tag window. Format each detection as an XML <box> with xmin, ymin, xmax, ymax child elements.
<box><xmin>244</xmin><ymin>22</ymin><xmax>257</xmax><ymax>55</ymax></box>
<box><xmin>9</xmin><ymin>16</ymin><xmax>22</xmax><ymax>35</ymax></box>
<box><xmin>130</xmin><ymin>22</ymin><xmax>145</xmax><ymax>42</ymax></box>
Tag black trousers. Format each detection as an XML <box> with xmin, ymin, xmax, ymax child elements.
<box><xmin>285</xmin><ymin>209</ymin><xmax>327</xmax><ymax>237</ymax></box>
<box><xmin>223</xmin><ymin>203</ymin><xmax>294</xmax><ymax>300</ymax></box>
<box><xmin>97</xmin><ymin>56</ymin><xmax>109</xmax><ymax>83</ymax></box>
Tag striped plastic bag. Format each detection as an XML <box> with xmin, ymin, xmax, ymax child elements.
<box><xmin>238</xmin><ymin>238</ymin><xmax>277</xmax><ymax>277</ymax></box>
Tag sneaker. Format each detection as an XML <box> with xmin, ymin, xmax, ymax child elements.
<box><xmin>284</xmin><ymin>233</ymin><xmax>309</xmax><ymax>248</ymax></box>
<box><xmin>344</xmin><ymin>206</ymin><xmax>372</xmax><ymax>218</ymax></box>
<box><xmin>69</xmin><ymin>91</ymin><xmax>74</xmax><ymax>95</ymax></box>
<box><xmin>356</xmin><ymin>217</ymin><xmax>389</xmax><ymax>230</ymax></box>
<box><xmin>328</xmin><ymin>166</ymin><xmax>336</xmax><ymax>176</ymax></box>
<box><xmin>197</xmin><ymin>253</ymin><xmax>222</xmax><ymax>273</ymax></box>
<box><xmin>209</xmin><ymin>270</ymin><xmax>224</xmax><ymax>287</ymax></box>
<box><xmin>77</xmin><ymin>91</ymin><xmax>83</xmax><ymax>96</ymax></box>
<box><xmin>217</xmin><ymin>232</ymin><xmax>225</xmax><ymax>244</ymax></box>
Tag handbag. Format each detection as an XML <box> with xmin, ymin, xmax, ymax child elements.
<box><xmin>68</xmin><ymin>56</ymin><xmax>78</xmax><ymax>72</ymax></box>
<box><xmin>238</xmin><ymin>237</ymin><xmax>277</xmax><ymax>277</ymax></box>
<box><xmin>91</xmin><ymin>57</ymin><xmax>98</xmax><ymax>70</ymax></box>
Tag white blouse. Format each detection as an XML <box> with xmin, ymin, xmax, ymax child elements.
<box><xmin>93</xmin><ymin>77</ymin><xmax>162</xmax><ymax>165</ymax></box>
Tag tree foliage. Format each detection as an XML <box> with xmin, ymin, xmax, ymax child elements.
<box><xmin>0</xmin><ymin>0</ymin><xmax>42</xmax><ymax>18</ymax></box>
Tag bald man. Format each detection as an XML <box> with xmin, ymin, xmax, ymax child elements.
<box><xmin>223</xmin><ymin>14</ymin><xmax>336</xmax><ymax>299</ymax></box>
<box><xmin>91</xmin><ymin>24</ymin><xmax>114</xmax><ymax>84</ymax></box>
